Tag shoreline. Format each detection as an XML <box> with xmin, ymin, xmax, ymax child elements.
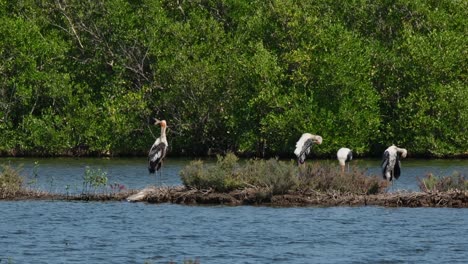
<box><xmin>3</xmin><ymin>186</ymin><xmax>467</xmax><ymax>208</ymax></box>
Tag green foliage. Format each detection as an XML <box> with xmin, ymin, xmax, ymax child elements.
<box><xmin>418</xmin><ymin>172</ymin><xmax>468</xmax><ymax>192</ymax></box>
<box><xmin>0</xmin><ymin>164</ymin><xmax>23</xmax><ymax>198</ymax></box>
<box><xmin>0</xmin><ymin>0</ymin><xmax>466</xmax><ymax>157</ymax></box>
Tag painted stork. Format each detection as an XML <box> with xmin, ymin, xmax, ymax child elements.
<box><xmin>294</xmin><ymin>133</ymin><xmax>322</xmax><ymax>165</ymax></box>
<box><xmin>381</xmin><ymin>144</ymin><xmax>407</xmax><ymax>182</ymax></box>
<box><xmin>148</xmin><ymin>119</ymin><xmax>168</xmax><ymax>174</ymax></box>
<box><xmin>337</xmin><ymin>147</ymin><xmax>353</xmax><ymax>173</ymax></box>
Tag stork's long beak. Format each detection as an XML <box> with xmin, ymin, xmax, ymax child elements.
<box><xmin>153</xmin><ymin>118</ymin><xmax>161</xmax><ymax>125</ymax></box>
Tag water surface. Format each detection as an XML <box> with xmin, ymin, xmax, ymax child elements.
<box><xmin>1</xmin><ymin>202</ymin><xmax>467</xmax><ymax>263</ymax></box>
<box><xmin>1</xmin><ymin>158</ymin><xmax>467</xmax><ymax>263</ymax></box>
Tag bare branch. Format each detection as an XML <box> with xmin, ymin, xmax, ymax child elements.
<box><xmin>56</xmin><ymin>0</ymin><xmax>84</xmax><ymax>49</ymax></box>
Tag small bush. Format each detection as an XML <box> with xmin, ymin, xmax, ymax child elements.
<box><xmin>418</xmin><ymin>172</ymin><xmax>467</xmax><ymax>192</ymax></box>
<box><xmin>0</xmin><ymin>164</ymin><xmax>24</xmax><ymax>198</ymax></box>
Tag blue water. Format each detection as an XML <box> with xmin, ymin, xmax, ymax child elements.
<box><xmin>1</xmin><ymin>202</ymin><xmax>467</xmax><ymax>263</ymax></box>
<box><xmin>1</xmin><ymin>158</ymin><xmax>467</xmax><ymax>263</ymax></box>
<box><xmin>0</xmin><ymin>157</ymin><xmax>186</xmax><ymax>194</ymax></box>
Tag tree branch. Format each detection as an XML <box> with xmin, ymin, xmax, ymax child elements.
<box><xmin>56</xmin><ymin>0</ymin><xmax>84</xmax><ymax>49</ymax></box>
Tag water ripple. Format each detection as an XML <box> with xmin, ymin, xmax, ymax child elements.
<box><xmin>1</xmin><ymin>202</ymin><xmax>467</xmax><ymax>263</ymax></box>
<box><xmin>1</xmin><ymin>158</ymin><xmax>468</xmax><ymax>263</ymax></box>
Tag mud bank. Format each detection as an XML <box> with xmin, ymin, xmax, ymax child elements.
<box><xmin>126</xmin><ymin>186</ymin><xmax>468</xmax><ymax>208</ymax></box>
<box><xmin>2</xmin><ymin>187</ymin><xmax>467</xmax><ymax>207</ymax></box>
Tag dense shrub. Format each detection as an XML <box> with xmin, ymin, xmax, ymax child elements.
<box><xmin>0</xmin><ymin>1</ymin><xmax>466</xmax><ymax>157</ymax></box>
<box><xmin>238</xmin><ymin>158</ymin><xmax>299</xmax><ymax>195</ymax></box>
<box><xmin>180</xmin><ymin>153</ymin><xmax>298</xmax><ymax>194</ymax></box>
<box><xmin>180</xmin><ymin>154</ymin><xmax>245</xmax><ymax>192</ymax></box>
<box><xmin>180</xmin><ymin>153</ymin><xmax>387</xmax><ymax>194</ymax></box>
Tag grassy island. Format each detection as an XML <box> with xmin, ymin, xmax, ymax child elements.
<box><xmin>1</xmin><ymin>154</ymin><xmax>467</xmax><ymax>208</ymax></box>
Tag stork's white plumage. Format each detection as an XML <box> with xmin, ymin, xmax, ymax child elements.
<box><xmin>381</xmin><ymin>145</ymin><xmax>407</xmax><ymax>181</ymax></box>
<box><xmin>294</xmin><ymin>133</ymin><xmax>322</xmax><ymax>165</ymax></box>
<box><xmin>148</xmin><ymin>119</ymin><xmax>168</xmax><ymax>174</ymax></box>
<box><xmin>337</xmin><ymin>147</ymin><xmax>353</xmax><ymax>173</ymax></box>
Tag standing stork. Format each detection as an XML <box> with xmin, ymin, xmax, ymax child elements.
<box><xmin>337</xmin><ymin>148</ymin><xmax>353</xmax><ymax>173</ymax></box>
<box><xmin>381</xmin><ymin>144</ymin><xmax>407</xmax><ymax>182</ymax></box>
<box><xmin>148</xmin><ymin>119</ymin><xmax>168</xmax><ymax>174</ymax></box>
<box><xmin>294</xmin><ymin>133</ymin><xmax>323</xmax><ymax>165</ymax></box>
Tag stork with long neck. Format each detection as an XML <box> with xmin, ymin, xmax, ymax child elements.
<box><xmin>381</xmin><ymin>144</ymin><xmax>407</xmax><ymax>182</ymax></box>
<box><xmin>294</xmin><ymin>133</ymin><xmax>323</xmax><ymax>165</ymax></box>
<box><xmin>148</xmin><ymin>119</ymin><xmax>168</xmax><ymax>174</ymax></box>
<box><xmin>337</xmin><ymin>148</ymin><xmax>353</xmax><ymax>173</ymax></box>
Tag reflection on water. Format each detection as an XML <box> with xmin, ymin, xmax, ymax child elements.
<box><xmin>0</xmin><ymin>158</ymin><xmax>467</xmax><ymax>263</ymax></box>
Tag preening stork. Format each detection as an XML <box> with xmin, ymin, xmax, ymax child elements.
<box><xmin>294</xmin><ymin>133</ymin><xmax>323</xmax><ymax>165</ymax></box>
<box><xmin>381</xmin><ymin>145</ymin><xmax>407</xmax><ymax>182</ymax></box>
<box><xmin>148</xmin><ymin>119</ymin><xmax>168</xmax><ymax>174</ymax></box>
<box><xmin>337</xmin><ymin>148</ymin><xmax>353</xmax><ymax>173</ymax></box>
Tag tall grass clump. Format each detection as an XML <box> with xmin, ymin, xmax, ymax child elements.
<box><xmin>418</xmin><ymin>172</ymin><xmax>467</xmax><ymax>192</ymax></box>
<box><xmin>0</xmin><ymin>164</ymin><xmax>23</xmax><ymax>198</ymax></box>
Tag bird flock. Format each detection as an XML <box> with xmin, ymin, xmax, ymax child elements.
<box><xmin>293</xmin><ymin>133</ymin><xmax>407</xmax><ymax>183</ymax></box>
<box><xmin>148</xmin><ymin>120</ymin><xmax>407</xmax><ymax>185</ymax></box>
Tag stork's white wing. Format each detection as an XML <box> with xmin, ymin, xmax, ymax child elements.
<box><xmin>294</xmin><ymin>133</ymin><xmax>313</xmax><ymax>157</ymax></box>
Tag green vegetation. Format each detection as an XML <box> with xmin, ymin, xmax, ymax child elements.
<box><xmin>180</xmin><ymin>153</ymin><xmax>385</xmax><ymax>195</ymax></box>
<box><xmin>0</xmin><ymin>0</ymin><xmax>467</xmax><ymax>157</ymax></box>
<box><xmin>418</xmin><ymin>172</ymin><xmax>468</xmax><ymax>192</ymax></box>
